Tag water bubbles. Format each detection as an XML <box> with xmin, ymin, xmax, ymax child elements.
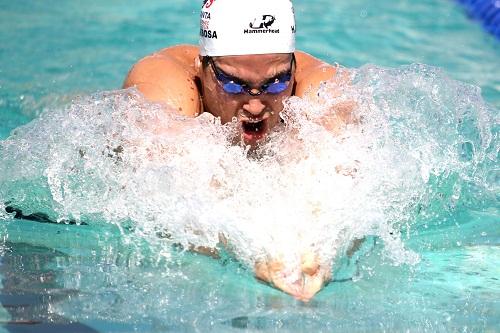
<box><xmin>0</xmin><ymin>64</ymin><xmax>497</xmax><ymax>277</ymax></box>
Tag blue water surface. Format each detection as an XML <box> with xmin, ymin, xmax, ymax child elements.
<box><xmin>0</xmin><ymin>0</ymin><xmax>499</xmax><ymax>332</ymax></box>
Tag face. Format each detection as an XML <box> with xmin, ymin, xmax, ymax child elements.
<box><xmin>198</xmin><ymin>53</ymin><xmax>295</xmax><ymax>146</ymax></box>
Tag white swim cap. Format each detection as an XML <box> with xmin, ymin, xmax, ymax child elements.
<box><xmin>199</xmin><ymin>0</ymin><xmax>296</xmax><ymax>56</ymax></box>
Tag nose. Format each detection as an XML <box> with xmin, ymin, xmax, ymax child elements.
<box><xmin>242</xmin><ymin>98</ymin><xmax>266</xmax><ymax>117</ymax></box>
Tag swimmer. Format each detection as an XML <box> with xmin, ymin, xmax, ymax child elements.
<box><xmin>124</xmin><ymin>0</ymin><xmax>353</xmax><ymax>301</ymax></box>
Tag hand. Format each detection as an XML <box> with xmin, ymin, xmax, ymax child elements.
<box><xmin>254</xmin><ymin>252</ymin><xmax>331</xmax><ymax>302</ymax></box>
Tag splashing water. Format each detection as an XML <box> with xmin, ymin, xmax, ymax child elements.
<box><xmin>0</xmin><ymin>64</ymin><xmax>497</xmax><ymax>278</ymax></box>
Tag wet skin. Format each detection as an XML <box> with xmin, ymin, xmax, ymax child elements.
<box><xmin>254</xmin><ymin>252</ymin><xmax>333</xmax><ymax>302</ymax></box>
<box><xmin>124</xmin><ymin>44</ymin><xmax>346</xmax><ymax>300</ymax></box>
<box><xmin>198</xmin><ymin>53</ymin><xmax>294</xmax><ymax>146</ymax></box>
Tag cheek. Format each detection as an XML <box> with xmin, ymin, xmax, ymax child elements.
<box><xmin>204</xmin><ymin>88</ymin><xmax>239</xmax><ymax>123</ymax></box>
<box><xmin>219</xmin><ymin>99</ymin><xmax>240</xmax><ymax>123</ymax></box>
<box><xmin>269</xmin><ymin>96</ymin><xmax>286</xmax><ymax>112</ymax></box>
<box><xmin>202</xmin><ymin>79</ymin><xmax>218</xmax><ymax>99</ymax></box>
<box><xmin>268</xmin><ymin>95</ymin><xmax>290</xmax><ymax>125</ymax></box>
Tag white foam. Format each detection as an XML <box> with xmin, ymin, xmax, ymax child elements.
<box><xmin>0</xmin><ymin>64</ymin><xmax>496</xmax><ymax>271</ymax></box>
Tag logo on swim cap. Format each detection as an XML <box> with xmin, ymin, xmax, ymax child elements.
<box><xmin>249</xmin><ymin>15</ymin><xmax>276</xmax><ymax>30</ymax></box>
<box><xmin>202</xmin><ymin>0</ymin><xmax>215</xmax><ymax>9</ymax></box>
<box><xmin>199</xmin><ymin>0</ymin><xmax>295</xmax><ymax>56</ymax></box>
<box><xmin>244</xmin><ymin>15</ymin><xmax>280</xmax><ymax>34</ymax></box>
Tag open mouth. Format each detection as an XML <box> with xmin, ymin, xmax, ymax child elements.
<box><xmin>241</xmin><ymin>118</ymin><xmax>268</xmax><ymax>143</ymax></box>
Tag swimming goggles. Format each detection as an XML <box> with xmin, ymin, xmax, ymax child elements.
<box><xmin>208</xmin><ymin>54</ymin><xmax>295</xmax><ymax>96</ymax></box>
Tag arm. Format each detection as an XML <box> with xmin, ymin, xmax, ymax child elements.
<box><xmin>293</xmin><ymin>51</ymin><xmax>356</xmax><ymax>134</ymax></box>
<box><xmin>123</xmin><ymin>45</ymin><xmax>202</xmax><ymax>117</ymax></box>
<box><xmin>294</xmin><ymin>51</ymin><xmax>337</xmax><ymax>99</ymax></box>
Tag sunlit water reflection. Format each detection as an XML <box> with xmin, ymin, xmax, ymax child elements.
<box><xmin>0</xmin><ymin>64</ymin><xmax>498</xmax><ymax>331</ymax></box>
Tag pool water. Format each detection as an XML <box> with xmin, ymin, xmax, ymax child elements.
<box><xmin>0</xmin><ymin>0</ymin><xmax>499</xmax><ymax>332</ymax></box>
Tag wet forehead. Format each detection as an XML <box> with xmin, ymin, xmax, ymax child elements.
<box><xmin>213</xmin><ymin>53</ymin><xmax>292</xmax><ymax>83</ymax></box>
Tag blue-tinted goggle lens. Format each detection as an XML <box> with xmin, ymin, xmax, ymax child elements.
<box><xmin>222</xmin><ymin>81</ymin><xmax>245</xmax><ymax>94</ymax></box>
<box><xmin>263</xmin><ymin>78</ymin><xmax>290</xmax><ymax>94</ymax></box>
<box><xmin>210</xmin><ymin>57</ymin><xmax>293</xmax><ymax>95</ymax></box>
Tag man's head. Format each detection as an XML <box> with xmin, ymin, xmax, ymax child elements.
<box><xmin>198</xmin><ymin>0</ymin><xmax>296</xmax><ymax>146</ymax></box>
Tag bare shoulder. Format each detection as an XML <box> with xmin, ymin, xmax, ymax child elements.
<box><xmin>294</xmin><ymin>51</ymin><xmax>356</xmax><ymax>133</ymax></box>
<box><xmin>293</xmin><ymin>51</ymin><xmax>338</xmax><ymax>98</ymax></box>
<box><xmin>123</xmin><ymin>44</ymin><xmax>201</xmax><ymax>117</ymax></box>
